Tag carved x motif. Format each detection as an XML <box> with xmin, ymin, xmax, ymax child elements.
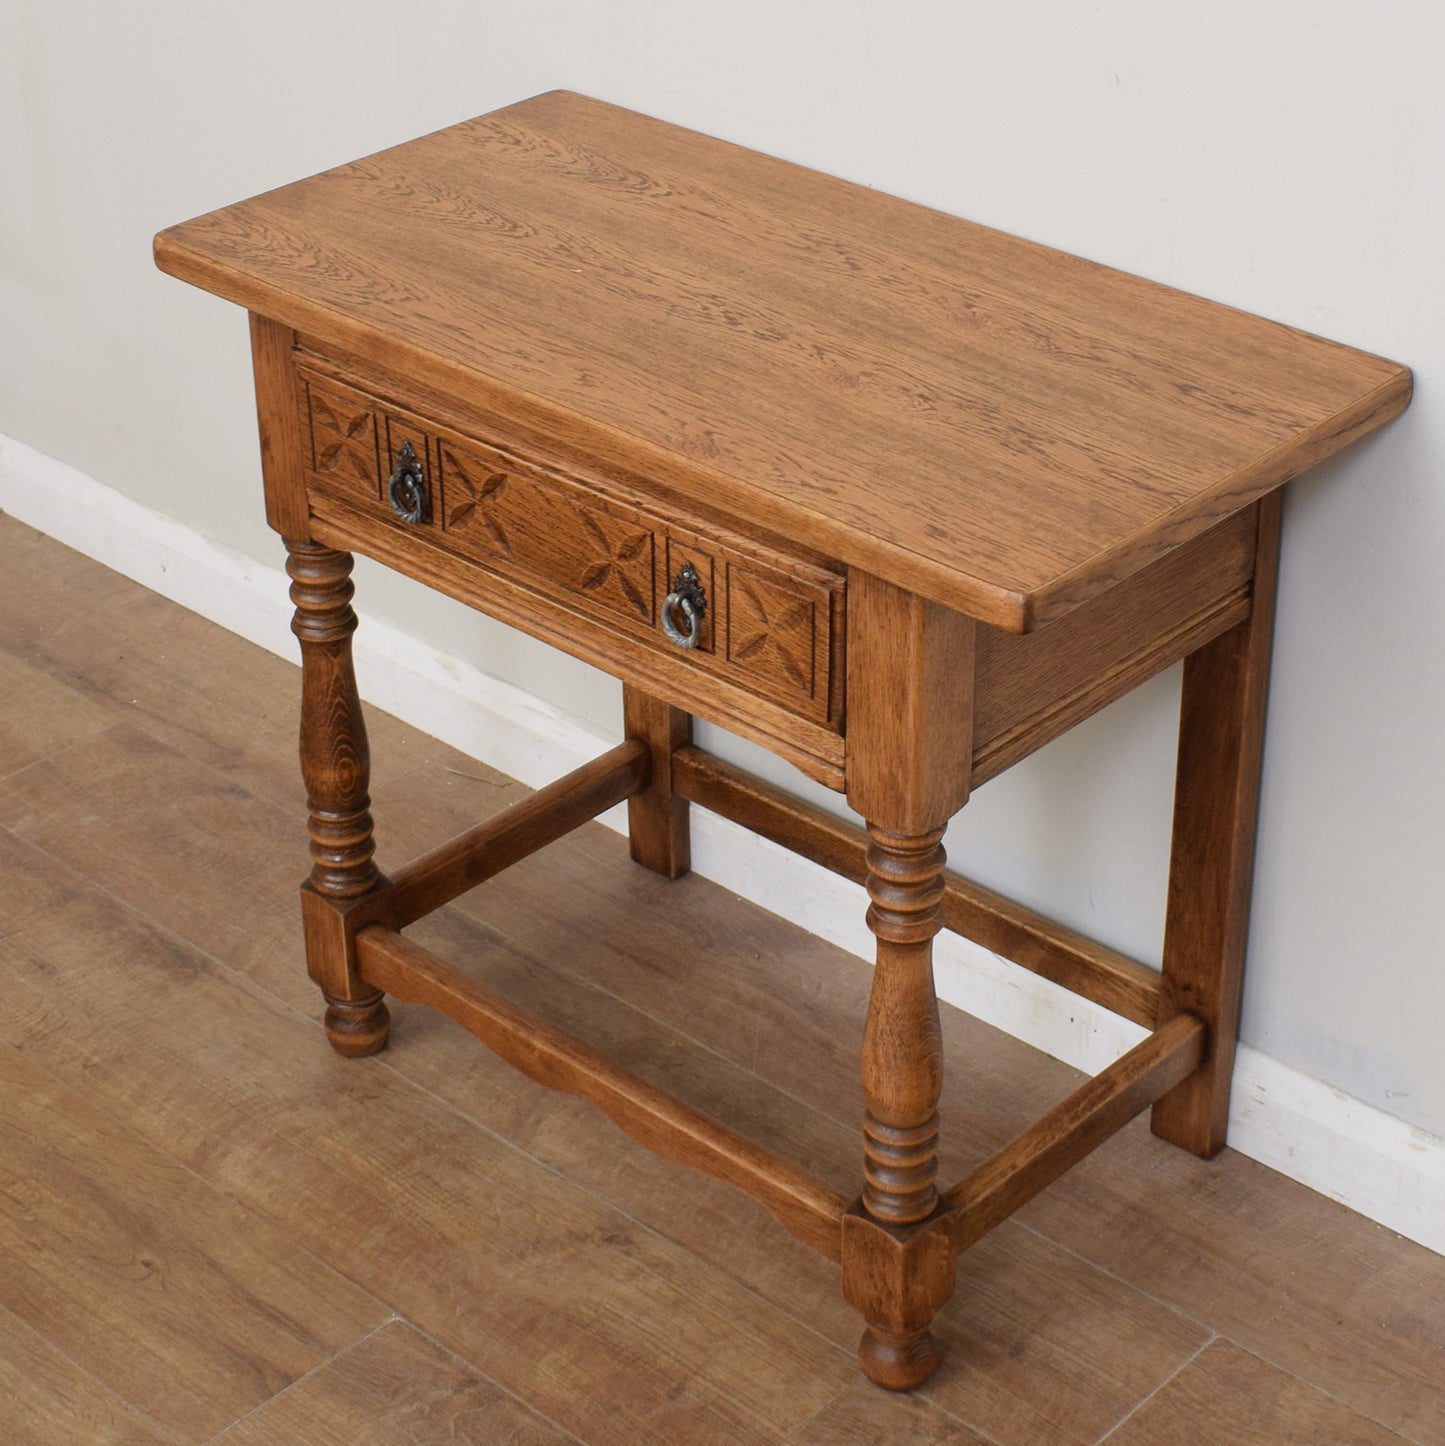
<box><xmin>576</xmin><ymin>508</ymin><xmax>651</xmax><ymax>619</ymax></box>
<box><xmin>313</xmin><ymin>396</ymin><xmax>372</xmax><ymax>474</ymax></box>
<box><xmin>731</xmin><ymin>579</ymin><xmax>812</xmax><ymax>692</ymax></box>
<box><xmin>445</xmin><ymin>448</ymin><xmax>512</xmax><ymax>556</ymax></box>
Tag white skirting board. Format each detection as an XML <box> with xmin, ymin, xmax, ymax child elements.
<box><xmin>4</xmin><ymin>429</ymin><xmax>1442</xmax><ymax>1257</ymax></box>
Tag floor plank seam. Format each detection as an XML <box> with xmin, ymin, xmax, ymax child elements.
<box><xmin>1010</xmin><ymin>1214</ymin><xmax>1218</xmax><ymax>1340</ymax></box>
<box><xmin>414</xmin><ymin>889</ymin><xmax>865</xmax><ymax>1163</ymax></box>
<box><xmin>5</xmin><ymin>784</ymin><xmax>860</xmax><ymax>1407</ymax></box>
<box><xmin>0</xmin><ymin>1299</ymin><xmax>187</xmax><ymax>1446</ymax></box>
<box><xmin>1015</xmin><ymin>1216</ymin><xmax>1428</xmax><ymax>1442</ymax></box>
<box><xmin>6</xmin><ymin>524</ymin><xmax>1443</xmax><ymax>1442</ymax></box>
<box><xmin>0</xmin><ymin>754</ymin><xmax>57</xmax><ymax>792</ymax></box>
<box><xmin>200</xmin><ymin>1315</ymin><xmax>399</xmax><ymax>1444</ymax></box>
<box><xmin>773</xmin><ymin>1380</ymin><xmax>859</xmax><ymax>1445</ymax></box>
<box><xmin>0</xmin><ymin>833</ymin><xmax>414</xmax><ymax>1323</ymax></box>
<box><xmin>431</xmin><ymin>878</ymin><xmax>875</xmax><ymax>1164</ymax></box>
<box><xmin>393</xmin><ymin>1321</ymin><xmax>595</xmax><ymax>1446</ymax></box>
<box><xmin>1</xmin><ymin>725</ymin><xmax>1266</xmax><ymax>1435</ymax></box>
<box><xmin>1091</xmin><ymin>1332</ymin><xmax>1216</xmax><ymax>1443</ymax></box>
<box><xmin>3</xmin><ymin>612</ymin><xmax>309</xmax><ymax>812</ymax></box>
<box><xmin>367</xmin><ymin>1040</ymin><xmax>860</xmax><ymax>1364</ymax></box>
<box><xmin>1225</xmin><ymin>1340</ymin><xmax>1421</xmax><ymax>1445</ymax></box>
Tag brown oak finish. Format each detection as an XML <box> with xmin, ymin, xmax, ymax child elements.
<box><xmin>970</xmin><ymin>506</ymin><xmax>1255</xmax><ymax>785</ymax></box>
<box><xmin>152</xmin><ymin>92</ymin><xmax>1414</xmax><ymax>1397</ymax></box>
<box><xmin>944</xmin><ymin>1012</ymin><xmax>1205</xmax><ymax>1255</ymax></box>
<box><xmin>1152</xmin><ymin>493</ymin><xmax>1283</xmax><ymax>1156</ymax></box>
<box><xmin>155</xmin><ymin>91</ymin><xmax>1409</xmax><ymax>631</ymax></box>
<box><xmin>671</xmin><ymin>745</ymin><xmax>1162</xmax><ymax>1027</ymax></box>
<box><xmin>623</xmin><ymin>684</ymin><xmax>691</xmax><ymax>878</ymax></box>
<box><xmin>840</xmin><ymin>570</ymin><xmax>976</xmax><ymax>1387</ymax></box>
<box><xmin>356</xmin><ymin>925</ymin><xmax>849</xmax><ymax>1260</ymax></box>
<box><xmin>249</xmin><ymin>313</ymin><xmax>308</xmax><ymax>539</ymax></box>
<box><xmin>4</xmin><ymin>514</ymin><xmax>1442</xmax><ymax>1442</ymax></box>
<box><xmin>294</xmin><ymin>346</ymin><xmax>848</xmax><ymax>769</ymax></box>
<box><xmin>286</xmin><ymin>540</ymin><xmax>390</xmax><ymax>1056</ymax></box>
<box><xmin>307</xmin><ymin>492</ymin><xmax>847</xmax><ymax>788</ymax></box>
<box><xmin>386</xmin><ymin>738</ymin><xmax>649</xmax><ymax>925</ymax></box>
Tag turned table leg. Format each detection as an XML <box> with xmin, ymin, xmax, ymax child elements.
<box><xmin>846</xmin><ymin>820</ymin><xmax>954</xmax><ymax>1388</ymax></box>
<box><xmin>286</xmin><ymin>539</ymin><xmax>391</xmax><ymax>1057</ymax></box>
<box><xmin>841</xmin><ymin>570</ymin><xmax>976</xmax><ymax>1390</ymax></box>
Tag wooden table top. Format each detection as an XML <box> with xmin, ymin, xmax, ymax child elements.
<box><xmin>155</xmin><ymin>90</ymin><xmax>1409</xmax><ymax>631</ymax></box>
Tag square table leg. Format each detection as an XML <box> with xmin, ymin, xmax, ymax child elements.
<box><xmin>622</xmin><ymin>685</ymin><xmax>692</xmax><ymax>880</ymax></box>
<box><xmin>1152</xmin><ymin>492</ymin><xmax>1283</xmax><ymax>1157</ymax></box>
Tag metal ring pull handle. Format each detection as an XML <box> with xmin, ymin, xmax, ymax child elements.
<box><xmin>387</xmin><ymin>439</ymin><xmax>428</xmax><ymax>523</ymax></box>
<box><xmin>661</xmin><ymin>561</ymin><xmax>706</xmax><ymax>649</ymax></box>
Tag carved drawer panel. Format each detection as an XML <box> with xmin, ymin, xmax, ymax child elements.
<box><xmin>436</xmin><ymin>433</ymin><xmax>658</xmax><ymax>631</ymax></box>
<box><xmin>726</xmin><ymin>559</ymin><xmax>831</xmax><ymax>714</ymax></box>
<box><xmin>304</xmin><ymin>375</ymin><xmax>381</xmax><ymax>499</ymax></box>
<box><xmin>294</xmin><ymin>355</ymin><xmax>845</xmax><ymax>736</ymax></box>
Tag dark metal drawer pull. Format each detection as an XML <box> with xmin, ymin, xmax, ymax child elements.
<box><xmin>387</xmin><ymin>439</ymin><xmax>428</xmax><ymax>523</ymax></box>
<box><xmin>661</xmin><ymin>562</ymin><xmax>706</xmax><ymax>649</ymax></box>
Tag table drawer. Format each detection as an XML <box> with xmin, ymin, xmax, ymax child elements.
<box><xmin>296</xmin><ymin>359</ymin><xmax>846</xmax><ymax>737</ymax></box>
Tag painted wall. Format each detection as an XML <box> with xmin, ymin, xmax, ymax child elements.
<box><xmin>3</xmin><ymin>2</ymin><xmax>1442</xmax><ymax>1136</ymax></box>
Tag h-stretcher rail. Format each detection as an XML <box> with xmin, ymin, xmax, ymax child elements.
<box><xmin>346</xmin><ymin>735</ymin><xmax>1205</xmax><ymax>1279</ymax></box>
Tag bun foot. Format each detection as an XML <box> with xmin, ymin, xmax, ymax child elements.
<box><xmin>858</xmin><ymin>1325</ymin><xmax>938</xmax><ymax>1391</ymax></box>
<box><xmin>323</xmin><ymin>990</ymin><xmax>391</xmax><ymax>1057</ymax></box>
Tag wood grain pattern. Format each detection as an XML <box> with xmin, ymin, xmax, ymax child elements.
<box><xmin>1106</xmin><ymin>1340</ymin><xmax>1406</xmax><ymax>1444</ymax></box>
<box><xmin>844</xmin><ymin>569</ymin><xmax>975</xmax><ymax>831</ymax></box>
<box><xmin>0</xmin><ymin>648</ymin><xmax>113</xmax><ymax>784</ymax></box>
<box><xmin>150</xmin><ymin>93</ymin><xmax>1418</xmax><ymax>1408</ymax></box>
<box><xmin>385</xmin><ymin>738</ymin><xmax>649</xmax><ymax>924</ymax></box>
<box><xmin>304</xmin><ymin>373</ymin><xmax>382</xmax><ymax>501</ymax></box>
<box><xmin>356</xmin><ymin>926</ymin><xmax>849</xmax><ymax>1260</ymax></box>
<box><xmin>215</xmin><ymin>1321</ymin><xmax>577</xmax><ymax>1444</ymax></box>
<box><xmin>945</xmin><ymin>1014</ymin><xmax>1204</xmax><ymax>1254</ymax></box>
<box><xmin>297</xmin><ymin>351</ymin><xmax>846</xmax><ymax>733</ymax></box>
<box><xmin>6</xmin><ymin>517</ymin><xmax>1442</xmax><ymax>1441</ymax></box>
<box><xmin>724</xmin><ymin>555</ymin><xmax>831</xmax><ymax>716</ymax></box>
<box><xmin>287</xmin><ymin>540</ymin><xmax>391</xmax><ymax>1055</ymax></box>
<box><xmin>0</xmin><ymin>1041</ymin><xmax>386</xmax><ymax>1440</ymax></box>
<box><xmin>439</xmin><ymin>427</ymin><xmax>660</xmax><ymax>627</ymax></box>
<box><xmin>1019</xmin><ymin>1113</ymin><xmax>1445</xmax><ymax>1441</ymax></box>
<box><xmin>789</xmin><ymin>1382</ymin><xmax>988</xmax><ymax>1444</ymax></box>
<box><xmin>307</xmin><ymin>493</ymin><xmax>846</xmax><ymax>787</ymax></box>
<box><xmin>1152</xmin><ymin>493</ymin><xmax>1282</xmax><ymax>1156</ymax></box>
<box><xmin>0</xmin><ymin>519</ymin><xmax>443</xmax><ymax>823</ymax></box>
<box><xmin>369</xmin><ymin>897</ymin><xmax>1216</xmax><ymax>1443</ymax></box>
<box><xmin>0</xmin><ymin>1305</ymin><xmax>172</xmax><ymax>1446</ymax></box>
<box><xmin>623</xmin><ymin>684</ymin><xmax>692</xmax><ymax>878</ymax></box>
<box><xmin>250</xmin><ymin>313</ymin><xmax>310</xmax><ymax>538</ymax></box>
<box><xmin>156</xmin><ymin>90</ymin><xmax>1410</xmax><ymax>629</ymax></box>
<box><xmin>971</xmin><ymin>506</ymin><xmax>1254</xmax><ymax>783</ymax></box>
<box><xmin>671</xmin><ymin>745</ymin><xmax>1162</xmax><ymax>1026</ymax></box>
<box><xmin>0</xmin><ymin>825</ymin><xmax>857</xmax><ymax>1446</ymax></box>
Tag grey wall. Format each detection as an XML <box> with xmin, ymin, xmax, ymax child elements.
<box><xmin>3</xmin><ymin>1</ymin><xmax>1442</xmax><ymax>1135</ymax></box>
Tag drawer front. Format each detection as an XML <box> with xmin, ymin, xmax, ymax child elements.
<box><xmin>295</xmin><ymin>359</ymin><xmax>844</xmax><ymax>732</ymax></box>
<box><xmin>435</xmin><ymin>431</ymin><xmax>660</xmax><ymax>634</ymax></box>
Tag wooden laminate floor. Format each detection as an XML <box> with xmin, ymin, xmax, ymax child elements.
<box><xmin>0</xmin><ymin>512</ymin><xmax>1441</xmax><ymax>1445</ymax></box>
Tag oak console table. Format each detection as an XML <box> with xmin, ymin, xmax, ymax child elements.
<box><xmin>155</xmin><ymin>91</ymin><xmax>1410</xmax><ymax>1389</ymax></box>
